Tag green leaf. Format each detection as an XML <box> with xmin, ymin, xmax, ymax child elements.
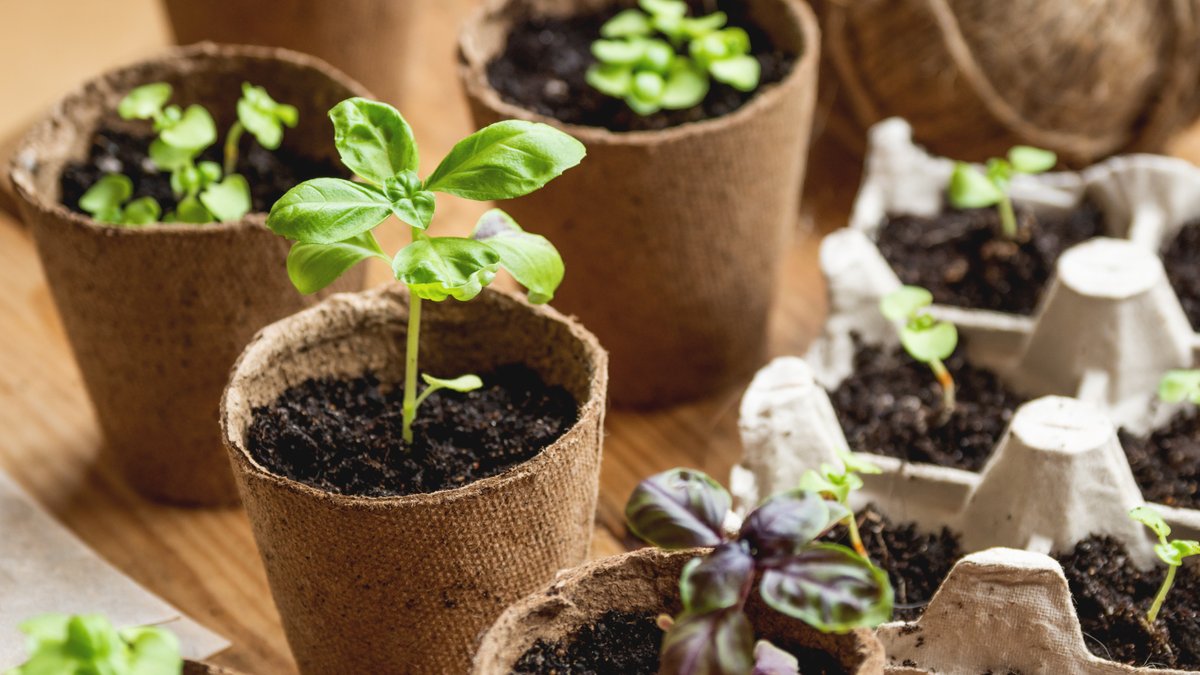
<box><xmin>1159</xmin><ymin>370</ymin><xmax>1200</xmax><ymax>404</ymax></box>
<box><xmin>631</xmin><ymin>71</ymin><xmax>665</xmax><ymax>102</ymax></box>
<box><xmin>1008</xmin><ymin>146</ymin><xmax>1057</xmax><ymax>174</ymax></box>
<box><xmin>424</xmin><ymin>120</ymin><xmax>586</xmax><ymax>201</ymax></box>
<box><xmin>592</xmin><ymin>39</ymin><xmax>646</xmax><ymax>66</ymax></box>
<box><xmin>625</xmin><ymin>468</ymin><xmax>731</xmax><ymax>549</ymax></box>
<box><xmin>200</xmin><ymin>174</ymin><xmax>252</xmax><ymax>221</ymax></box>
<box><xmin>160</xmin><ymin>105</ymin><xmax>217</xmax><ymax>150</ymax></box>
<box><xmin>680</xmin><ymin>12</ymin><xmax>728</xmax><ymax>38</ymax></box>
<box><xmin>626</xmin><ymin>95</ymin><xmax>662</xmax><ymax>116</ymax></box>
<box><xmin>197</xmin><ymin>161</ymin><xmax>222</xmax><ymax>185</ymax></box>
<box><xmin>601</xmin><ymin>8</ymin><xmax>653</xmax><ymax>38</ymax></box>
<box><xmin>121</xmin><ymin>626</ymin><xmax>183</xmax><ymax>675</ymax></box>
<box><xmin>268</xmin><ymin>177</ymin><xmax>391</xmax><ymax>243</ymax></box>
<box><xmin>392</xmin><ymin>236</ymin><xmax>500</xmax><ymax>301</ymax></box>
<box><xmin>150</xmin><ymin>139</ymin><xmax>199</xmax><ymax>172</ymax></box>
<box><xmin>900</xmin><ymin>320</ymin><xmax>958</xmax><ymax>363</ymax></box>
<box><xmin>10</xmin><ymin>614</ymin><xmax>183</xmax><ymax>675</ymax></box>
<box><xmin>947</xmin><ymin>162</ymin><xmax>1003</xmax><ymax>209</ymax></box>
<box><xmin>710</xmin><ymin>55</ymin><xmax>760</xmax><ymax>92</ymax></box>
<box><xmin>837</xmin><ymin>447</ymin><xmax>881</xmax><ymax>476</ymax></box>
<box><xmin>640</xmin><ymin>0</ymin><xmax>687</xmax><ymax>19</ymax></box>
<box><xmin>659</xmin><ymin>609</ymin><xmax>754</xmax><ymax>675</ymax></box>
<box><xmin>471</xmin><ymin>208</ymin><xmax>564</xmax><ymax>304</ymax></box>
<box><xmin>421</xmin><ymin>373</ymin><xmax>484</xmax><ymax>392</ymax></box>
<box><xmin>759</xmin><ymin>544</ymin><xmax>895</xmax><ymax>632</ymax></box>
<box><xmin>586</xmin><ymin>63</ymin><xmax>634</xmax><ymax>98</ymax></box>
<box><xmin>329</xmin><ymin>98</ymin><xmax>418</xmax><ymax>185</ymax></box>
<box><xmin>287</xmin><ymin>232</ymin><xmax>387</xmax><ymax>294</ymax></box>
<box><xmin>639</xmin><ymin>39</ymin><xmax>675</xmax><ymax>73</ymax></box>
<box><xmin>661</xmin><ymin>59</ymin><xmax>709</xmax><ymax>109</ymax></box>
<box><xmin>175</xmin><ymin>195</ymin><xmax>212</xmax><ymax>224</ymax></box>
<box><xmin>880</xmin><ymin>285</ymin><xmax>933</xmax><ymax>321</ymax></box>
<box><xmin>679</xmin><ymin>543</ymin><xmax>755</xmax><ymax>614</ymax></box>
<box><xmin>383</xmin><ymin>171</ymin><xmax>436</xmax><ymax>230</ymax></box>
<box><xmin>119</xmin><ymin>82</ymin><xmax>173</xmax><ymax>120</ymax></box>
<box><xmin>79</xmin><ymin>174</ymin><xmax>132</xmax><ymax>217</ymax></box>
<box><xmin>122</xmin><ymin>197</ymin><xmax>161</xmax><ymax>225</ymax></box>
<box><xmin>238</xmin><ymin>83</ymin><xmax>298</xmax><ymax>150</ymax></box>
<box><xmin>1131</xmin><ymin>505</ymin><xmax>1172</xmax><ymax>541</ymax></box>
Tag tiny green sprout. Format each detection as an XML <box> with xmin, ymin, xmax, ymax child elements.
<box><xmin>1129</xmin><ymin>505</ymin><xmax>1200</xmax><ymax>624</ymax></box>
<box><xmin>268</xmin><ymin>98</ymin><xmax>584</xmax><ymax>444</ymax></box>
<box><xmin>1159</xmin><ymin>369</ymin><xmax>1200</xmax><ymax>405</ymax></box>
<box><xmin>78</xmin><ymin>174</ymin><xmax>161</xmax><ymax>226</ymax></box>
<box><xmin>799</xmin><ymin>448</ymin><xmax>881</xmax><ymax>559</ymax></box>
<box><xmin>7</xmin><ymin>613</ymin><xmax>182</xmax><ymax>675</ymax></box>
<box><xmin>586</xmin><ymin>0</ymin><xmax>760</xmax><ymax>115</ymax></box>
<box><xmin>947</xmin><ymin>145</ymin><xmax>1057</xmax><ymax>240</ymax></box>
<box><xmin>880</xmin><ymin>285</ymin><xmax>959</xmax><ymax>413</ymax></box>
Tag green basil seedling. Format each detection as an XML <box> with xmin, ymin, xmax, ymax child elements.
<box><xmin>586</xmin><ymin>0</ymin><xmax>760</xmax><ymax>115</ymax></box>
<box><xmin>268</xmin><ymin>98</ymin><xmax>584</xmax><ymax>444</ymax></box>
<box><xmin>880</xmin><ymin>285</ymin><xmax>959</xmax><ymax>413</ymax></box>
<box><xmin>626</xmin><ymin>468</ymin><xmax>893</xmax><ymax>675</ymax></box>
<box><xmin>7</xmin><ymin>613</ymin><xmax>182</xmax><ymax>675</ymax></box>
<box><xmin>799</xmin><ymin>448</ymin><xmax>881</xmax><ymax>559</ymax></box>
<box><xmin>78</xmin><ymin>174</ymin><xmax>161</xmax><ymax>226</ymax></box>
<box><xmin>947</xmin><ymin>145</ymin><xmax>1057</xmax><ymax>240</ymax></box>
<box><xmin>1159</xmin><ymin>369</ymin><xmax>1200</xmax><ymax>405</ymax></box>
<box><xmin>1129</xmin><ymin>506</ymin><xmax>1200</xmax><ymax>624</ymax></box>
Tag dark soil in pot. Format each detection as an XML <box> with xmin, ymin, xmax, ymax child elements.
<box><xmin>824</xmin><ymin>504</ymin><xmax>962</xmax><ymax>622</ymax></box>
<box><xmin>59</xmin><ymin>126</ymin><xmax>343</xmax><ymax>216</ymax></box>
<box><xmin>246</xmin><ymin>363</ymin><xmax>578</xmax><ymax>497</ymax></box>
<box><xmin>1163</xmin><ymin>219</ymin><xmax>1200</xmax><ymax>330</ymax></box>
<box><xmin>486</xmin><ymin>0</ymin><xmax>794</xmax><ymax>132</ymax></box>
<box><xmin>1119</xmin><ymin>411</ymin><xmax>1200</xmax><ymax>510</ymax></box>
<box><xmin>512</xmin><ymin>609</ymin><xmax>848</xmax><ymax>675</ymax></box>
<box><xmin>875</xmin><ymin>201</ymin><xmax>1105</xmax><ymax>316</ymax></box>
<box><xmin>1056</xmin><ymin>535</ymin><xmax>1200</xmax><ymax>670</ymax></box>
<box><xmin>829</xmin><ymin>335</ymin><xmax>1026</xmax><ymax>471</ymax></box>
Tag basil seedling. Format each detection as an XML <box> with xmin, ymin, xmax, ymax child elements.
<box><xmin>799</xmin><ymin>448</ymin><xmax>881</xmax><ymax>558</ymax></box>
<box><xmin>587</xmin><ymin>0</ymin><xmax>760</xmax><ymax>115</ymax></box>
<box><xmin>947</xmin><ymin>146</ymin><xmax>1057</xmax><ymax>240</ymax></box>
<box><xmin>78</xmin><ymin>174</ymin><xmax>161</xmax><ymax>226</ymax></box>
<box><xmin>880</xmin><ymin>285</ymin><xmax>959</xmax><ymax>413</ymax></box>
<box><xmin>7</xmin><ymin>613</ymin><xmax>182</xmax><ymax>675</ymax></box>
<box><xmin>1129</xmin><ymin>506</ymin><xmax>1200</xmax><ymax>624</ymax></box>
<box><xmin>268</xmin><ymin>98</ymin><xmax>584</xmax><ymax>444</ymax></box>
<box><xmin>625</xmin><ymin>468</ymin><xmax>893</xmax><ymax>674</ymax></box>
<box><xmin>1159</xmin><ymin>369</ymin><xmax>1200</xmax><ymax>404</ymax></box>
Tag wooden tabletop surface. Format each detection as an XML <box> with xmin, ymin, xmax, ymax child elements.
<box><xmin>2</xmin><ymin>1</ymin><xmax>1198</xmax><ymax>673</ymax></box>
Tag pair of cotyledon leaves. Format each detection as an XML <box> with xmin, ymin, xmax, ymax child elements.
<box><xmin>624</xmin><ymin>468</ymin><xmax>893</xmax><ymax>675</ymax></box>
<box><xmin>880</xmin><ymin>285</ymin><xmax>958</xmax><ymax>365</ymax></box>
<box><xmin>268</xmin><ymin>98</ymin><xmax>584</xmax><ymax>305</ymax></box>
<box><xmin>7</xmin><ymin>613</ymin><xmax>181</xmax><ymax>675</ymax></box>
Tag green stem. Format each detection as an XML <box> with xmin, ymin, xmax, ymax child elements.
<box><xmin>1147</xmin><ymin>564</ymin><xmax>1176</xmax><ymax>625</ymax></box>
<box><xmin>998</xmin><ymin>193</ymin><xmax>1018</xmax><ymax>240</ymax></box>
<box><xmin>413</xmin><ymin>383</ymin><xmax>439</xmax><ymax>411</ymax></box>
<box><xmin>930</xmin><ymin>358</ymin><xmax>956</xmax><ymax>412</ymax></box>
<box><xmin>401</xmin><ymin>226</ymin><xmax>424</xmax><ymax>445</ymax></box>
<box><xmin>223</xmin><ymin>121</ymin><xmax>244</xmax><ymax>176</ymax></box>
<box><xmin>846</xmin><ymin>513</ymin><xmax>867</xmax><ymax>558</ymax></box>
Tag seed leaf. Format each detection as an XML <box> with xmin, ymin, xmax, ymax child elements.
<box><xmin>586</xmin><ymin>63</ymin><xmax>634</xmax><ymax>97</ymax></box>
<box><xmin>659</xmin><ymin>609</ymin><xmax>754</xmax><ymax>675</ymax></box>
<box><xmin>421</xmin><ymin>373</ymin><xmax>483</xmax><ymax>393</ymax></box>
<box><xmin>122</xmin><ymin>197</ymin><xmax>161</xmax><ymax>226</ymax></box>
<box><xmin>1008</xmin><ymin>146</ymin><xmax>1057</xmax><ymax>174</ymax></box>
<box><xmin>880</xmin><ymin>286</ymin><xmax>933</xmax><ymax>322</ymax></box>
<box><xmin>79</xmin><ymin>174</ymin><xmax>132</xmax><ymax>217</ymax></box>
<box><xmin>118</xmin><ymin>83</ymin><xmax>173</xmax><ymax>121</ymax></box>
<box><xmin>160</xmin><ymin>105</ymin><xmax>217</xmax><ymax>150</ymax></box>
<box><xmin>287</xmin><ymin>231</ymin><xmax>387</xmax><ymax>294</ymax></box>
<box><xmin>593</xmin><ymin>38</ymin><xmax>647</xmax><ymax>65</ymax></box>
<box><xmin>267</xmin><ymin>177</ymin><xmax>391</xmax><ymax>243</ymax></box>
<box><xmin>238</xmin><ymin>83</ymin><xmax>298</xmax><ymax>150</ymax></box>
<box><xmin>948</xmin><ymin>162</ymin><xmax>1004</xmax><ymax>209</ymax></box>
<box><xmin>601</xmin><ymin>8</ymin><xmax>653</xmax><ymax>38</ymax></box>
<box><xmin>900</xmin><ymin>320</ymin><xmax>958</xmax><ymax>363</ymax></box>
<box><xmin>1159</xmin><ymin>370</ymin><xmax>1200</xmax><ymax>404</ymax></box>
<box><xmin>709</xmin><ymin>55</ymin><xmax>760</xmax><ymax>92</ymax></box>
<box><xmin>392</xmin><ymin>236</ymin><xmax>501</xmax><ymax>301</ymax></box>
<box><xmin>329</xmin><ymin>97</ymin><xmax>418</xmax><ymax>185</ymax></box>
<box><xmin>423</xmin><ymin>120</ymin><xmax>586</xmax><ymax>201</ymax></box>
<box><xmin>200</xmin><ymin>173</ymin><xmax>252</xmax><ymax>222</ymax></box>
<box><xmin>471</xmin><ymin>208</ymin><xmax>564</xmax><ymax>304</ymax></box>
<box><xmin>626</xmin><ymin>468</ymin><xmax>731</xmax><ymax>549</ymax></box>
<box><xmin>759</xmin><ymin>543</ymin><xmax>894</xmax><ymax>633</ymax></box>
<box><xmin>661</xmin><ymin>59</ymin><xmax>709</xmax><ymax>109</ymax></box>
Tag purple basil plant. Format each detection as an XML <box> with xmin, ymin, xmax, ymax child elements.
<box><xmin>625</xmin><ymin>468</ymin><xmax>894</xmax><ymax>675</ymax></box>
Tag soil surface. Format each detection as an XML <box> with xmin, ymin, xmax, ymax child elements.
<box><xmin>246</xmin><ymin>364</ymin><xmax>578</xmax><ymax>497</ymax></box>
<box><xmin>60</xmin><ymin>126</ymin><xmax>342</xmax><ymax>218</ymax></box>
<box><xmin>1164</xmin><ymin>220</ymin><xmax>1200</xmax><ymax>330</ymax></box>
<box><xmin>876</xmin><ymin>202</ymin><xmax>1105</xmax><ymax>316</ymax></box>
<box><xmin>829</xmin><ymin>335</ymin><xmax>1025</xmax><ymax>471</ymax></box>
<box><xmin>824</xmin><ymin>504</ymin><xmax>962</xmax><ymax>622</ymax></box>
<box><xmin>1057</xmin><ymin>535</ymin><xmax>1200</xmax><ymax>670</ymax></box>
<box><xmin>1120</xmin><ymin>410</ymin><xmax>1200</xmax><ymax>509</ymax></box>
<box><xmin>486</xmin><ymin>1</ymin><xmax>794</xmax><ymax>132</ymax></box>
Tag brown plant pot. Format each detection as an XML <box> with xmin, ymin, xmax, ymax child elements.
<box><xmin>474</xmin><ymin>547</ymin><xmax>886</xmax><ymax>674</ymax></box>
<box><xmin>9</xmin><ymin>43</ymin><xmax>369</xmax><ymax>506</ymax></box>
<box><xmin>160</xmin><ymin>0</ymin><xmax>415</xmax><ymax>107</ymax></box>
<box><xmin>221</xmin><ymin>285</ymin><xmax>608</xmax><ymax>674</ymax></box>
<box><xmin>458</xmin><ymin>0</ymin><xmax>820</xmax><ymax>408</ymax></box>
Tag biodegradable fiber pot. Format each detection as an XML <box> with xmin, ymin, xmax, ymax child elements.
<box><xmin>474</xmin><ymin>547</ymin><xmax>885</xmax><ymax>674</ymax></box>
<box><xmin>9</xmin><ymin>43</ymin><xmax>368</xmax><ymax>506</ymax></box>
<box><xmin>221</xmin><ymin>285</ymin><xmax>608</xmax><ymax>675</ymax></box>
<box><xmin>459</xmin><ymin>0</ymin><xmax>820</xmax><ymax>407</ymax></box>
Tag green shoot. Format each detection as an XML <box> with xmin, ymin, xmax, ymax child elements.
<box><xmin>947</xmin><ymin>146</ymin><xmax>1056</xmax><ymax>240</ymax></box>
<box><xmin>7</xmin><ymin>613</ymin><xmax>182</xmax><ymax>675</ymax></box>
<box><xmin>1129</xmin><ymin>505</ymin><xmax>1200</xmax><ymax>624</ymax></box>
<box><xmin>78</xmin><ymin>174</ymin><xmax>161</xmax><ymax>226</ymax></box>
<box><xmin>1159</xmin><ymin>370</ymin><xmax>1200</xmax><ymax>405</ymax></box>
<box><xmin>799</xmin><ymin>448</ymin><xmax>882</xmax><ymax>558</ymax></box>
<box><xmin>586</xmin><ymin>0</ymin><xmax>760</xmax><ymax>115</ymax></box>
<box><xmin>881</xmin><ymin>285</ymin><xmax>959</xmax><ymax>412</ymax></box>
<box><xmin>267</xmin><ymin>98</ymin><xmax>584</xmax><ymax>444</ymax></box>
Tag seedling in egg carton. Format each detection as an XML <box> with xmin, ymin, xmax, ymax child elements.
<box><xmin>881</xmin><ymin>285</ymin><xmax>959</xmax><ymax>413</ymax></box>
<box><xmin>947</xmin><ymin>145</ymin><xmax>1057</xmax><ymax>240</ymax></box>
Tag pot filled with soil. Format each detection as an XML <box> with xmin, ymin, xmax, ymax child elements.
<box><xmin>458</xmin><ymin>0</ymin><xmax>820</xmax><ymax>406</ymax></box>
<box><xmin>221</xmin><ymin>284</ymin><xmax>607</xmax><ymax>674</ymax></box>
<box><xmin>9</xmin><ymin>43</ymin><xmax>367</xmax><ymax>506</ymax></box>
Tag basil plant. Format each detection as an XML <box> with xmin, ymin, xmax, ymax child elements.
<box><xmin>268</xmin><ymin>98</ymin><xmax>585</xmax><ymax>444</ymax></box>
<box><xmin>6</xmin><ymin>613</ymin><xmax>182</xmax><ymax>675</ymax></box>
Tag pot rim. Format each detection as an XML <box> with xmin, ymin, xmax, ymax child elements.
<box><xmin>220</xmin><ymin>283</ymin><xmax>609</xmax><ymax>508</ymax></box>
<box><xmin>9</xmin><ymin>41</ymin><xmax>369</xmax><ymax>239</ymax></box>
<box><xmin>457</xmin><ymin>0</ymin><xmax>820</xmax><ymax>145</ymax></box>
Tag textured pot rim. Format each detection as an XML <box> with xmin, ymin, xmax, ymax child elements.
<box><xmin>220</xmin><ymin>284</ymin><xmax>609</xmax><ymax>509</ymax></box>
<box><xmin>457</xmin><ymin>0</ymin><xmax>819</xmax><ymax>145</ymax></box>
<box><xmin>9</xmin><ymin>41</ymin><xmax>369</xmax><ymax>239</ymax></box>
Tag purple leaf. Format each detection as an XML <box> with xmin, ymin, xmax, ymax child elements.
<box><xmin>626</xmin><ymin>469</ymin><xmax>731</xmax><ymax>548</ymax></box>
<box><xmin>759</xmin><ymin>543</ymin><xmax>894</xmax><ymax>633</ymax></box>
<box><xmin>680</xmin><ymin>542</ymin><xmax>755</xmax><ymax>614</ymax></box>
<box><xmin>660</xmin><ymin>609</ymin><xmax>754</xmax><ymax>675</ymax></box>
<box><xmin>739</xmin><ymin>490</ymin><xmax>848</xmax><ymax>564</ymax></box>
<box><xmin>753</xmin><ymin>640</ymin><xmax>799</xmax><ymax>675</ymax></box>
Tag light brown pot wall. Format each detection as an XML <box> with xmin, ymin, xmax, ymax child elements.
<box><xmin>161</xmin><ymin>0</ymin><xmax>414</xmax><ymax>107</ymax></box>
<box><xmin>221</xmin><ymin>285</ymin><xmax>608</xmax><ymax>675</ymax></box>
<box><xmin>474</xmin><ymin>547</ymin><xmax>886</xmax><ymax>674</ymax></box>
<box><xmin>10</xmin><ymin>44</ymin><xmax>368</xmax><ymax>506</ymax></box>
<box><xmin>459</xmin><ymin>0</ymin><xmax>820</xmax><ymax>407</ymax></box>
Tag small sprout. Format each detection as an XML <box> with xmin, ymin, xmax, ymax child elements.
<box><xmin>585</xmin><ymin>0</ymin><xmax>760</xmax><ymax>115</ymax></box>
<box><xmin>881</xmin><ymin>285</ymin><xmax>959</xmax><ymax>413</ymax></box>
<box><xmin>78</xmin><ymin>174</ymin><xmax>161</xmax><ymax>226</ymax></box>
<box><xmin>1159</xmin><ymin>369</ymin><xmax>1200</xmax><ymax>404</ymax></box>
<box><xmin>268</xmin><ymin>98</ymin><xmax>584</xmax><ymax>444</ymax></box>
<box><xmin>799</xmin><ymin>448</ymin><xmax>881</xmax><ymax>558</ymax></box>
<box><xmin>1129</xmin><ymin>506</ymin><xmax>1200</xmax><ymax>624</ymax></box>
<box><xmin>947</xmin><ymin>145</ymin><xmax>1057</xmax><ymax>240</ymax></box>
<box><xmin>626</xmin><ymin>468</ymin><xmax>893</xmax><ymax>675</ymax></box>
<box><xmin>8</xmin><ymin>613</ymin><xmax>182</xmax><ymax>675</ymax></box>
<box><xmin>227</xmin><ymin>82</ymin><xmax>299</xmax><ymax>174</ymax></box>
